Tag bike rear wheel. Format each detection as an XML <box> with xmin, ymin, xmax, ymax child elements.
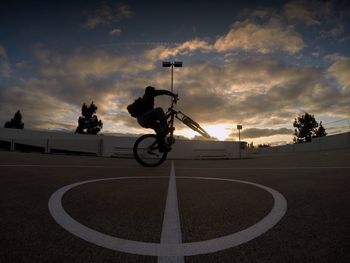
<box><xmin>133</xmin><ymin>134</ymin><xmax>168</xmax><ymax>167</ymax></box>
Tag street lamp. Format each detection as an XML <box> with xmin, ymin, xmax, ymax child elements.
<box><xmin>237</xmin><ymin>125</ymin><xmax>243</xmax><ymax>159</ymax></box>
<box><xmin>162</xmin><ymin>61</ymin><xmax>183</xmax><ymax>93</ymax></box>
<box><xmin>237</xmin><ymin>125</ymin><xmax>242</xmax><ymax>141</ymax></box>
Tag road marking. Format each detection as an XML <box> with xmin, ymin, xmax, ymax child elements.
<box><xmin>158</xmin><ymin>161</ymin><xmax>184</xmax><ymax>263</ymax></box>
<box><xmin>0</xmin><ymin>164</ymin><xmax>168</xmax><ymax>169</ymax></box>
<box><xmin>177</xmin><ymin>167</ymin><xmax>350</xmax><ymax>170</ymax></box>
<box><xmin>2</xmin><ymin>164</ymin><xmax>350</xmax><ymax>170</ymax></box>
<box><xmin>48</xmin><ymin>176</ymin><xmax>287</xmax><ymax>256</ymax></box>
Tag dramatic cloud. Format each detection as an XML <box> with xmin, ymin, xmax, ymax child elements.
<box><xmin>145</xmin><ymin>39</ymin><xmax>212</xmax><ymax>60</ymax></box>
<box><xmin>147</xmin><ymin>17</ymin><xmax>305</xmax><ymax>60</ymax></box>
<box><xmin>0</xmin><ymin>83</ymin><xmax>80</xmax><ymax>131</ymax></box>
<box><xmin>320</xmin><ymin>24</ymin><xmax>345</xmax><ymax>39</ymax></box>
<box><xmin>329</xmin><ymin>57</ymin><xmax>350</xmax><ymax>93</ymax></box>
<box><xmin>33</xmin><ymin>46</ymin><xmax>154</xmax><ymax>78</ymax></box>
<box><xmin>0</xmin><ymin>45</ymin><xmax>156</xmax><ymax>131</ymax></box>
<box><xmin>1</xmin><ymin>44</ymin><xmax>349</xmax><ymax>141</ymax></box>
<box><xmin>2</xmin><ymin>42</ymin><xmax>348</xmax><ymax>139</ymax></box>
<box><xmin>1</xmin><ymin>1</ymin><xmax>350</xmax><ymax>144</ymax></box>
<box><xmin>284</xmin><ymin>0</ymin><xmax>350</xmax><ymax>41</ymax></box>
<box><xmin>238</xmin><ymin>0</ymin><xmax>350</xmax><ymax>45</ymax></box>
<box><xmin>214</xmin><ymin>18</ymin><xmax>304</xmax><ymax>54</ymax></box>
<box><xmin>0</xmin><ymin>75</ymin><xmax>142</xmax><ymax>132</ymax></box>
<box><xmin>283</xmin><ymin>0</ymin><xmax>332</xmax><ymax>26</ymax></box>
<box><xmin>85</xmin><ymin>2</ymin><xmax>134</xmax><ymax>29</ymax></box>
<box><xmin>109</xmin><ymin>28</ymin><xmax>122</xmax><ymax>36</ymax></box>
<box><xmin>159</xmin><ymin>56</ymin><xmax>343</xmax><ymax>130</ymax></box>
<box><xmin>0</xmin><ymin>45</ymin><xmax>11</xmax><ymax>77</ymax></box>
<box><xmin>286</xmin><ymin>0</ymin><xmax>350</xmax><ymax>27</ymax></box>
<box><xmin>15</xmin><ymin>60</ymin><xmax>32</xmax><ymax>69</ymax></box>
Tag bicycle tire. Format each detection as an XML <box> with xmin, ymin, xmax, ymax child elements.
<box><xmin>133</xmin><ymin>134</ymin><xmax>168</xmax><ymax>167</ymax></box>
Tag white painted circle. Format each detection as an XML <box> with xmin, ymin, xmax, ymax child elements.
<box><xmin>48</xmin><ymin>176</ymin><xmax>287</xmax><ymax>256</ymax></box>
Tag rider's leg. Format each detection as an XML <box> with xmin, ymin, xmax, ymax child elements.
<box><xmin>152</xmin><ymin>108</ymin><xmax>169</xmax><ymax>151</ymax></box>
<box><xmin>138</xmin><ymin>108</ymin><xmax>165</xmax><ymax>131</ymax></box>
<box><xmin>137</xmin><ymin>108</ymin><xmax>168</xmax><ymax>150</ymax></box>
<box><xmin>154</xmin><ymin>107</ymin><xmax>167</xmax><ymax>135</ymax></box>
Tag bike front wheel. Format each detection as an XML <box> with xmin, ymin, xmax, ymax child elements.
<box><xmin>133</xmin><ymin>134</ymin><xmax>168</xmax><ymax>167</ymax></box>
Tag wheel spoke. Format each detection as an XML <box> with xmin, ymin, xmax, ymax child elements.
<box><xmin>133</xmin><ymin>134</ymin><xmax>168</xmax><ymax>167</ymax></box>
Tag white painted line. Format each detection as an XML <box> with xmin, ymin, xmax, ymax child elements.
<box><xmin>177</xmin><ymin>166</ymin><xmax>350</xmax><ymax>170</ymax></box>
<box><xmin>2</xmin><ymin>164</ymin><xmax>349</xmax><ymax>170</ymax></box>
<box><xmin>0</xmin><ymin>164</ymin><xmax>107</xmax><ymax>168</ymax></box>
<box><xmin>158</xmin><ymin>161</ymin><xmax>184</xmax><ymax>263</ymax></box>
<box><xmin>48</xmin><ymin>176</ymin><xmax>287</xmax><ymax>256</ymax></box>
<box><xmin>0</xmin><ymin>164</ymin><xmax>168</xmax><ymax>169</ymax></box>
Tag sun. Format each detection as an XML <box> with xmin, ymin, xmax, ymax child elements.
<box><xmin>203</xmin><ymin>124</ymin><xmax>232</xmax><ymax>140</ymax></box>
<box><xmin>180</xmin><ymin>124</ymin><xmax>232</xmax><ymax>141</ymax></box>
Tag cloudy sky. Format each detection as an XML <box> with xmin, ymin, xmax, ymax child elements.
<box><xmin>1</xmin><ymin>0</ymin><xmax>350</xmax><ymax>145</ymax></box>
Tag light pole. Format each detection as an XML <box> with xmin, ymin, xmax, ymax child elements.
<box><xmin>237</xmin><ymin>125</ymin><xmax>242</xmax><ymax>159</ymax></box>
<box><xmin>162</xmin><ymin>61</ymin><xmax>183</xmax><ymax>93</ymax></box>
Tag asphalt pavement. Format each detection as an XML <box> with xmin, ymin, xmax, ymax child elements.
<box><xmin>1</xmin><ymin>149</ymin><xmax>349</xmax><ymax>262</ymax></box>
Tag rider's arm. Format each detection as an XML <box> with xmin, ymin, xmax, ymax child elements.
<box><xmin>154</xmin><ymin>89</ymin><xmax>177</xmax><ymax>98</ymax></box>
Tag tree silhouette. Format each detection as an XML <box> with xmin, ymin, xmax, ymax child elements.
<box><xmin>75</xmin><ymin>102</ymin><xmax>103</xmax><ymax>135</ymax></box>
<box><xmin>293</xmin><ymin>112</ymin><xmax>326</xmax><ymax>143</ymax></box>
<box><xmin>4</xmin><ymin>110</ymin><xmax>24</xmax><ymax>129</ymax></box>
<box><xmin>314</xmin><ymin>121</ymin><xmax>327</xmax><ymax>138</ymax></box>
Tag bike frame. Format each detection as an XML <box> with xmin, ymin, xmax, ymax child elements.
<box><xmin>165</xmin><ymin>98</ymin><xmax>210</xmax><ymax>141</ymax></box>
<box><xmin>165</xmin><ymin>100</ymin><xmax>176</xmax><ymax>142</ymax></box>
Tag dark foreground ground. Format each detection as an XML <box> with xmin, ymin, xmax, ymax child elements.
<box><xmin>1</xmin><ymin>149</ymin><xmax>349</xmax><ymax>262</ymax></box>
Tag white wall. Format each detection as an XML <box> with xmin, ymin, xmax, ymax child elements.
<box><xmin>250</xmin><ymin>132</ymin><xmax>350</xmax><ymax>154</ymax></box>
<box><xmin>0</xmin><ymin>128</ymin><xmax>242</xmax><ymax>159</ymax></box>
<box><xmin>0</xmin><ymin>128</ymin><xmax>103</xmax><ymax>154</ymax></box>
<box><xmin>3</xmin><ymin>128</ymin><xmax>348</xmax><ymax>158</ymax></box>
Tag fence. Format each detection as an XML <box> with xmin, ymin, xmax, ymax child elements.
<box><xmin>0</xmin><ymin>128</ymin><xmax>242</xmax><ymax>159</ymax></box>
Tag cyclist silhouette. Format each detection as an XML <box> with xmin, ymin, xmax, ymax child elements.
<box><xmin>135</xmin><ymin>86</ymin><xmax>178</xmax><ymax>151</ymax></box>
<box><xmin>130</xmin><ymin>86</ymin><xmax>210</xmax><ymax>167</ymax></box>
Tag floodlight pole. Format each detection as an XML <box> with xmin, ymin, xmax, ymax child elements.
<box><xmin>162</xmin><ymin>61</ymin><xmax>182</xmax><ymax>93</ymax></box>
<box><xmin>171</xmin><ymin>64</ymin><xmax>174</xmax><ymax>93</ymax></box>
<box><xmin>237</xmin><ymin>125</ymin><xmax>243</xmax><ymax>159</ymax></box>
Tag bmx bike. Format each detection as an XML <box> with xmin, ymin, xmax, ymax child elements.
<box><xmin>133</xmin><ymin>97</ymin><xmax>210</xmax><ymax>167</ymax></box>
